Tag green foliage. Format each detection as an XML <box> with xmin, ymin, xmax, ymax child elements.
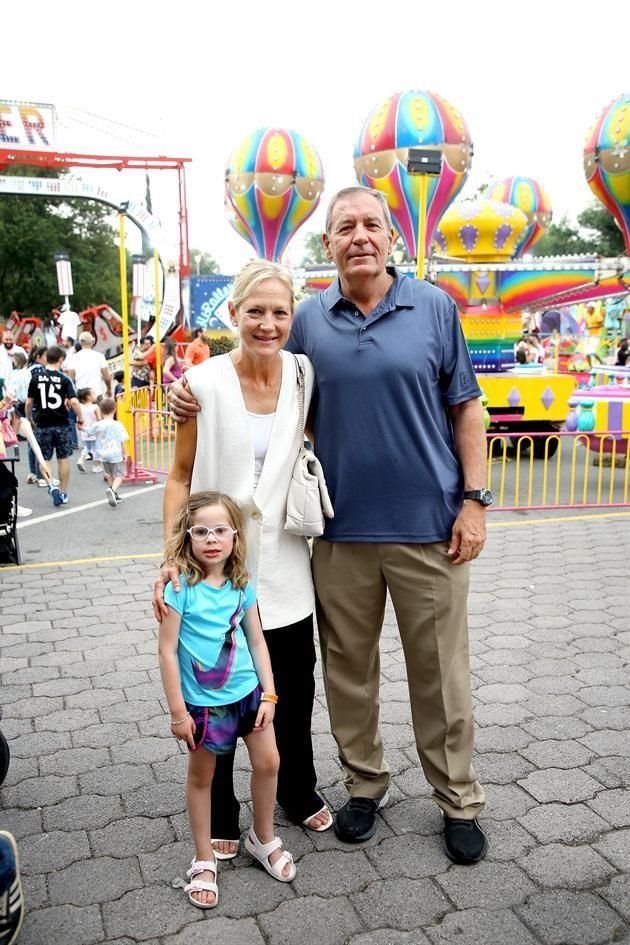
<box><xmin>391</xmin><ymin>237</ymin><xmax>413</xmax><ymax>264</ymax></box>
<box><xmin>300</xmin><ymin>231</ymin><xmax>328</xmax><ymax>265</ymax></box>
<box><xmin>190</xmin><ymin>249</ymin><xmax>219</xmax><ymax>275</ymax></box>
<box><xmin>534</xmin><ymin>203</ymin><xmax>625</xmax><ymax>257</ymax></box>
<box><xmin>533</xmin><ymin>217</ymin><xmax>593</xmax><ymax>256</ymax></box>
<box><xmin>0</xmin><ymin>166</ymin><xmax>127</xmax><ymax>317</ymax></box>
<box><xmin>577</xmin><ymin>204</ymin><xmax>625</xmax><ymax>256</ymax></box>
<box><xmin>209</xmin><ymin>334</ymin><xmax>236</xmax><ymax>356</ymax></box>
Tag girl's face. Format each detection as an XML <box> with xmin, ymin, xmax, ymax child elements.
<box><xmin>188</xmin><ymin>504</ymin><xmax>237</xmax><ymax>575</ymax></box>
<box><xmin>229</xmin><ymin>278</ymin><xmax>293</xmax><ymax>361</ymax></box>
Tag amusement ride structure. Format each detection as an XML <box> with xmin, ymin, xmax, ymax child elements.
<box><xmin>1</xmin><ymin>92</ymin><xmax>629</xmax><ymax>447</ymax></box>
<box><xmin>219</xmin><ymin>89</ymin><xmax>629</xmax><ymax>443</ymax></box>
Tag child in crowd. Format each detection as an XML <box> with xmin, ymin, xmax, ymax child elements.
<box><xmin>76</xmin><ymin>389</ymin><xmax>101</xmax><ymax>473</ymax></box>
<box><xmin>88</xmin><ymin>397</ymin><xmax>128</xmax><ymax>507</ymax></box>
<box><xmin>113</xmin><ymin>370</ymin><xmax>125</xmax><ymax>402</ymax></box>
<box><xmin>5</xmin><ymin>352</ymin><xmax>30</xmax><ymax>418</ymax></box>
<box><xmin>158</xmin><ymin>491</ymin><xmax>296</xmax><ymax>910</ymax></box>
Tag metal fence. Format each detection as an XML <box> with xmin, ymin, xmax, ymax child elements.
<box><xmin>129</xmin><ymin>389</ymin><xmax>630</xmax><ymax>512</ymax></box>
<box><xmin>487</xmin><ymin>432</ymin><xmax>629</xmax><ymax>510</ymax></box>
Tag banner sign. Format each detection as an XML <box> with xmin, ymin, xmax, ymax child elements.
<box><xmin>0</xmin><ymin>101</ymin><xmax>56</xmax><ymax>150</ymax></box>
<box><xmin>190</xmin><ymin>275</ymin><xmax>234</xmax><ymax>331</ymax></box>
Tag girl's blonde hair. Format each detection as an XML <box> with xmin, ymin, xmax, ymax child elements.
<box><xmin>230</xmin><ymin>259</ymin><xmax>294</xmax><ymax>312</ymax></box>
<box><xmin>163</xmin><ymin>491</ymin><xmax>249</xmax><ymax>589</ymax></box>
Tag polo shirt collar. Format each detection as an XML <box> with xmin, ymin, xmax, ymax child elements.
<box><xmin>323</xmin><ymin>266</ymin><xmax>416</xmax><ymax>313</ymax></box>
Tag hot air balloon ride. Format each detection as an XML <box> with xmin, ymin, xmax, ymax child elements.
<box><xmin>584</xmin><ymin>93</ymin><xmax>630</xmax><ymax>254</ymax></box>
<box><xmin>353</xmin><ymin>90</ymin><xmax>472</xmax><ymax>264</ymax></box>
<box><xmin>225</xmin><ymin>128</ymin><xmax>325</xmax><ymax>262</ymax></box>
<box><xmin>486</xmin><ymin>176</ymin><xmax>552</xmax><ymax>256</ymax></box>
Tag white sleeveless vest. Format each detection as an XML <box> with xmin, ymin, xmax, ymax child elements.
<box><xmin>186</xmin><ymin>350</ymin><xmax>316</xmax><ymax>629</ymax></box>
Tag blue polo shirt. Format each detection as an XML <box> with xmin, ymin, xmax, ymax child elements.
<box><xmin>287</xmin><ymin>269</ymin><xmax>481</xmax><ymax>543</ymax></box>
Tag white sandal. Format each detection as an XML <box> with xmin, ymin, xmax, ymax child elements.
<box><xmin>184</xmin><ymin>857</ymin><xmax>219</xmax><ymax>909</ymax></box>
<box><xmin>211</xmin><ymin>838</ymin><xmax>239</xmax><ymax>861</ymax></box>
<box><xmin>245</xmin><ymin>828</ymin><xmax>296</xmax><ymax>882</ymax></box>
<box><xmin>303</xmin><ymin>804</ymin><xmax>333</xmax><ymax>832</ymax></box>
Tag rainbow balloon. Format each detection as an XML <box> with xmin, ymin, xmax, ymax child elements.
<box><xmin>353</xmin><ymin>90</ymin><xmax>472</xmax><ymax>257</ymax></box>
<box><xmin>225</xmin><ymin>128</ymin><xmax>324</xmax><ymax>261</ymax></box>
<box><xmin>584</xmin><ymin>94</ymin><xmax>630</xmax><ymax>254</ymax></box>
<box><xmin>486</xmin><ymin>176</ymin><xmax>552</xmax><ymax>256</ymax></box>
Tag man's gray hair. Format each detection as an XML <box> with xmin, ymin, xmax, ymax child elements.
<box><xmin>325</xmin><ymin>186</ymin><xmax>393</xmax><ymax>234</ymax></box>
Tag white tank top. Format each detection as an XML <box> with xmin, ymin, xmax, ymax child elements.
<box><xmin>247</xmin><ymin>411</ymin><xmax>276</xmax><ymax>490</ymax></box>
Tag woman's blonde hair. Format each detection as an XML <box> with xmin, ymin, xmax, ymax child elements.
<box><xmin>230</xmin><ymin>259</ymin><xmax>294</xmax><ymax>312</ymax></box>
<box><xmin>163</xmin><ymin>491</ymin><xmax>249</xmax><ymax>589</ymax></box>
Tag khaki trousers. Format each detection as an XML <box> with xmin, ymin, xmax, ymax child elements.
<box><xmin>312</xmin><ymin>540</ymin><xmax>485</xmax><ymax>819</ymax></box>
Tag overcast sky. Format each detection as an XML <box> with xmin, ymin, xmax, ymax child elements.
<box><xmin>4</xmin><ymin>0</ymin><xmax>629</xmax><ymax>273</ymax></box>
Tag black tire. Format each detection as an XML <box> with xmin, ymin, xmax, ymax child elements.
<box><xmin>532</xmin><ymin>436</ymin><xmax>559</xmax><ymax>459</ymax></box>
<box><xmin>0</xmin><ymin>728</ymin><xmax>10</xmax><ymax>786</ymax></box>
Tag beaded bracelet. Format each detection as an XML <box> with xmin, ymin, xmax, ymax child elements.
<box><xmin>170</xmin><ymin>714</ymin><xmax>190</xmax><ymax>726</ymax></box>
<box><xmin>261</xmin><ymin>692</ymin><xmax>278</xmax><ymax>704</ymax></box>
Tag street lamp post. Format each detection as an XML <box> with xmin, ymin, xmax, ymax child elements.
<box><xmin>54</xmin><ymin>252</ymin><xmax>73</xmax><ymax>312</ymax></box>
<box><xmin>406</xmin><ymin>148</ymin><xmax>442</xmax><ymax>281</ymax></box>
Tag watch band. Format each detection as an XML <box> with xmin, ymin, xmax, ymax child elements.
<box><xmin>463</xmin><ymin>489</ymin><xmax>493</xmax><ymax>506</ymax></box>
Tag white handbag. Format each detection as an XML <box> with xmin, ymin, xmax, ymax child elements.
<box><xmin>284</xmin><ymin>356</ymin><xmax>334</xmax><ymax>538</ymax></box>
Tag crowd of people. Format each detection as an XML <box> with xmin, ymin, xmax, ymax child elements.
<box><xmin>0</xmin><ymin>319</ymin><xmax>213</xmax><ymax>517</ymax></box>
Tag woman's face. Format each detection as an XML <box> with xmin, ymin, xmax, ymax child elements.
<box><xmin>230</xmin><ymin>278</ymin><xmax>293</xmax><ymax>360</ymax></box>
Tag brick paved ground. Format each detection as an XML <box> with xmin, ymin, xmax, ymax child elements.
<box><xmin>1</xmin><ymin>513</ymin><xmax>629</xmax><ymax>945</ymax></box>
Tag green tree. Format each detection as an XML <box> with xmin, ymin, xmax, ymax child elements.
<box><xmin>300</xmin><ymin>231</ymin><xmax>328</xmax><ymax>265</ymax></box>
<box><xmin>577</xmin><ymin>204</ymin><xmax>625</xmax><ymax>256</ymax></box>
<box><xmin>391</xmin><ymin>237</ymin><xmax>414</xmax><ymax>264</ymax></box>
<box><xmin>533</xmin><ymin>202</ymin><xmax>625</xmax><ymax>257</ymax></box>
<box><xmin>190</xmin><ymin>249</ymin><xmax>220</xmax><ymax>275</ymax></box>
<box><xmin>0</xmin><ymin>166</ymin><xmax>126</xmax><ymax>317</ymax></box>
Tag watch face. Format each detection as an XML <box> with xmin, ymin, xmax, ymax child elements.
<box><xmin>481</xmin><ymin>489</ymin><xmax>494</xmax><ymax>506</ymax></box>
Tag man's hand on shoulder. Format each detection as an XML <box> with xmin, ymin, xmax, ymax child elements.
<box><xmin>152</xmin><ymin>560</ymin><xmax>182</xmax><ymax>621</ymax></box>
<box><xmin>169</xmin><ymin>376</ymin><xmax>200</xmax><ymax>423</ymax></box>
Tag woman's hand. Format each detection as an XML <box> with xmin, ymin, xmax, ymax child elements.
<box><xmin>254</xmin><ymin>701</ymin><xmax>275</xmax><ymax>731</ymax></box>
<box><xmin>152</xmin><ymin>561</ymin><xmax>182</xmax><ymax>621</ymax></box>
<box><xmin>168</xmin><ymin>376</ymin><xmax>200</xmax><ymax>422</ymax></box>
<box><xmin>170</xmin><ymin>714</ymin><xmax>196</xmax><ymax>749</ymax></box>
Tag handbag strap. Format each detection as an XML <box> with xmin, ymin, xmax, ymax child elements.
<box><xmin>293</xmin><ymin>355</ymin><xmax>306</xmax><ymax>444</ymax></box>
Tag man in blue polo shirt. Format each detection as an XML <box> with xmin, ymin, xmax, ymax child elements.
<box><xmin>166</xmin><ymin>187</ymin><xmax>491</xmax><ymax>865</ymax></box>
<box><xmin>287</xmin><ymin>187</ymin><xmax>489</xmax><ymax>864</ymax></box>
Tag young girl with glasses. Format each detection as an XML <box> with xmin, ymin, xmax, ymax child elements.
<box><xmin>158</xmin><ymin>490</ymin><xmax>296</xmax><ymax>910</ymax></box>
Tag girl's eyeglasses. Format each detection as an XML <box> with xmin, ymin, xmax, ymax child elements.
<box><xmin>187</xmin><ymin>525</ymin><xmax>237</xmax><ymax>542</ymax></box>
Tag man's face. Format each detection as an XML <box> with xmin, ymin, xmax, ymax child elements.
<box><xmin>2</xmin><ymin>332</ymin><xmax>14</xmax><ymax>349</ymax></box>
<box><xmin>323</xmin><ymin>192</ymin><xmax>395</xmax><ymax>282</ymax></box>
<box><xmin>141</xmin><ymin>338</ymin><xmax>152</xmax><ymax>351</ymax></box>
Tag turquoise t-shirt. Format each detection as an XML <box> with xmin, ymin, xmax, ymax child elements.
<box><xmin>164</xmin><ymin>575</ymin><xmax>258</xmax><ymax>706</ymax></box>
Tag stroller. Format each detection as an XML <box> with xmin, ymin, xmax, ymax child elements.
<box><xmin>0</xmin><ymin>460</ymin><xmax>20</xmax><ymax>566</ymax></box>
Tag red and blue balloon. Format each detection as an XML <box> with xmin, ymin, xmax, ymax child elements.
<box><xmin>584</xmin><ymin>93</ymin><xmax>630</xmax><ymax>254</ymax></box>
<box><xmin>353</xmin><ymin>90</ymin><xmax>473</xmax><ymax>257</ymax></box>
<box><xmin>225</xmin><ymin>128</ymin><xmax>324</xmax><ymax>262</ymax></box>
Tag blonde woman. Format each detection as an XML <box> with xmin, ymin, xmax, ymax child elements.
<box><xmin>154</xmin><ymin>260</ymin><xmax>332</xmax><ymax>858</ymax></box>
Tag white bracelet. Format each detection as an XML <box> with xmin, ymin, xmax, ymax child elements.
<box><xmin>170</xmin><ymin>714</ymin><xmax>190</xmax><ymax>726</ymax></box>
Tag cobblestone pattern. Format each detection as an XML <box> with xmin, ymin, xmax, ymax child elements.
<box><xmin>1</xmin><ymin>517</ymin><xmax>629</xmax><ymax>945</ymax></box>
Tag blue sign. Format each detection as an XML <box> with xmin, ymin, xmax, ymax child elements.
<box><xmin>190</xmin><ymin>275</ymin><xmax>235</xmax><ymax>331</ymax></box>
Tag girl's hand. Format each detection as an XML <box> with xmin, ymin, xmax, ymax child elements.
<box><xmin>170</xmin><ymin>714</ymin><xmax>196</xmax><ymax>749</ymax></box>
<box><xmin>254</xmin><ymin>702</ymin><xmax>275</xmax><ymax>731</ymax></box>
